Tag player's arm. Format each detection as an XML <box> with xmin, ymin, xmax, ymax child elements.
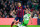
<box><xmin>14</xmin><ymin>6</ymin><xmax>18</xmax><ymax>15</ymax></box>
<box><xmin>30</xmin><ymin>16</ymin><xmax>33</xmax><ymax>24</ymax></box>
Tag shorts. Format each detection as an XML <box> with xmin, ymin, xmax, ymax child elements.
<box><xmin>15</xmin><ymin>17</ymin><xmax>23</xmax><ymax>22</ymax></box>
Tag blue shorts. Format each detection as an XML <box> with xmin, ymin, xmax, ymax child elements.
<box><xmin>15</xmin><ymin>17</ymin><xmax>23</xmax><ymax>22</ymax></box>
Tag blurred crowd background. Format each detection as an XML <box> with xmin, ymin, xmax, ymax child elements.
<box><xmin>0</xmin><ymin>0</ymin><xmax>40</xmax><ymax>18</ymax></box>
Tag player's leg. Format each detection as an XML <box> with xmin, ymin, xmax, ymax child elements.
<box><xmin>11</xmin><ymin>20</ymin><xmax>16</xmax><ymax>27</ymax></box>
<box><xmin>22</xmin><ymin>22</ymin><xmax>28</xmax><ymax>27</ymax></box>
<box><xmin>18</xmin><ymin>17</ymin><xmax>23</xmax><ymax>26</ymax></box>
<box><xmin>11</xmin><ymin>17</ymin><xmax>18</xmax><ymax>27</ymax></box>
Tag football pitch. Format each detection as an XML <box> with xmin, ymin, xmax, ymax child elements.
<box><xmin>0</xmin><ymin>25</ymin><xmax>40</xmax><ymax>27</ymax></box>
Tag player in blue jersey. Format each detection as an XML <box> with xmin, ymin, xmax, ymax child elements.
<box><xmin>11</xmin><ymin>2</ymin><xmax>26</xmax><ymax>27</ymax></box>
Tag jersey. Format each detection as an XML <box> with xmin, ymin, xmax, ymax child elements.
<box><xmin>23</xmin><ymin>13</ymin><xmax>31</xmax><ymax>24</ymax></box>
<box><xmin>15</xmin><ymin>6</ymin><xmax>26</xmax><ymax>18</ymax></box>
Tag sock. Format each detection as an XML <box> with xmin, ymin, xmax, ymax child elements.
<box><xmin>18</xmin><ymin>23</ymin><xmax>20</xmax><ymax>26</ymax></box>
<box><xmin>11</xmin><ymin>22</ymin><xmax>14</xmax><ymax>27</ymax></box>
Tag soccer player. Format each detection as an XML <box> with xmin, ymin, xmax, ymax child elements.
<box><xmin>11</xmin><ymin>2</ymin><xmax>26</xmax><ymax>27</ymax></box>
<box><xmin>19</xmin><ymin>9</ymin><xmax>32</xmax><ymax>27</ymax></box>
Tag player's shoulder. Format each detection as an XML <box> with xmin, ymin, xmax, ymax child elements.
<box><xmin>28</xmin><ymin>13</ymin><xmax>31</xmax><ymax>17</ymax></box>
<box><xmin>27</xmin><ymin>13</ymin><xmax>31</xmax><ymax>16</ymax></box>
<box><xmin>28</xmin><ymin>13</ymin><xmax>31</xmax><ymax>15</ymax></box>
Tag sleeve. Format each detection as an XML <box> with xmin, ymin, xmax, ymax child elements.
<box><xmin>23</xmin><ymin>15</ymin><xmax>26</xmax><ymax>19</ymax></box>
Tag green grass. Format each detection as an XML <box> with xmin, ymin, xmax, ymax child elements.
<box><xmin>28</xmin><ymin>25</ymin><xmax>40</xmax><ymax>27</ymax></box>
<box><xmin>0</xmin><ymin>25</ymin><xmax>40</xmax><ymax>27</ymax></box>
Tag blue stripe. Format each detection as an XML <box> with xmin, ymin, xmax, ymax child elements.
<box><xmin>22</xmin><ymin>6</ymin><xmax>23</xmax><ymax>18</ymax></box>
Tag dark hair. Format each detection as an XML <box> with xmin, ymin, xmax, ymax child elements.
<box><xmin>17</xmin><ymin>1</ymin><xmax>21</xmax><ymax>3</ymax></box>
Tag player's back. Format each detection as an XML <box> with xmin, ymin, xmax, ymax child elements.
<box><xmin>24</xmin><ymin>13</ymin><xmax>31</xmax><ymax>20</ymax></box>
<box><xmin>23</xmin><ymin>13</ymin><xmax>31</xmax><ymax>24</ymax></box>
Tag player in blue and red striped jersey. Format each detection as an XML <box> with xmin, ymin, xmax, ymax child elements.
<box><xmin>11</xmin><ymin>2</ymin><xmax>26</xmax><ymax>27</ymax></box>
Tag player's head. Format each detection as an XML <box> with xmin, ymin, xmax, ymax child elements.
<box><xmin>25</xmin><ymin>9</ymin><xmax>30</xmax><ymax>14</ymax></box>
<box><xmin>26</xmin><ymin>9</ymin><xmax>28</xmax><ymax>13</ymax></box>
<box><xmin>18</xmin><ymin>2</ymin><xmax>21</xmax><ymax>7</ymax></box>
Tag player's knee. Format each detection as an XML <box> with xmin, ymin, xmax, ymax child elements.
<box><xmin>13</xmin><ymin>20</ymin><xmax>16</xmax><ymax>22</ymax></box>
<box><xmin>19</xmin><ymin>22</ymin><xmax>21</xmax><ymax>24</ymax></box>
